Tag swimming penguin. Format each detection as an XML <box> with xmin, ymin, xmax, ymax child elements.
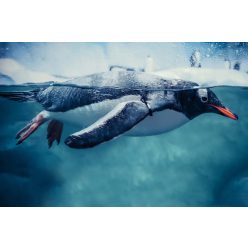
<box><xmin>0</xmin><ymin>71</ymin><xmax>238</xmax><ymax>149</ymax></box>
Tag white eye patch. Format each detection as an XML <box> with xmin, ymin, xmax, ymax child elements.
<box><xmin>197</xmin><ymin>89</ymin><xmax>208</xmax><ymax>102</ymax></box>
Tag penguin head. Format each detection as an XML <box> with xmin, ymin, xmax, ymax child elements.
<box><xmin>181</xmin><ymin>88</ymin><xmax>238</xmax><ymax>120</ymax></box>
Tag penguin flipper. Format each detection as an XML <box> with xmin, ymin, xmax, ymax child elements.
<box><xmin>65</xmin><ymin>101</ymin><xmax>149</xmax><ymax>148</ymax></box>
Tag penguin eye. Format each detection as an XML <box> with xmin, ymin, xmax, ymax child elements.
<box><xmin>197</xmin><ymin>89</ymin><xmax>208</xmax><ymax>103</ymax></box>
<box><xmin>201</xmin><ymin>96</ymin><xmax>208</xmax><ymax>103</ymax></box>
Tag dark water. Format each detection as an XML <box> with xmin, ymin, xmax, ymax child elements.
<box><xmin>0</xmin><ymin>42</ymin><xmax>248</xmax><ymax>206</ymax></box>
<box><xmin>0</xmin><ymin>85</ymin><xmax>247</xmax><ymax>206</ymax></box>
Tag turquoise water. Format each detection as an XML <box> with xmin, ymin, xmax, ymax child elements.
<box><xmin>0</xmin><ymin>42</ymin><xmax>248</xmax><ymax>206</ymax></box>
<box><xmin>0</xmin><ymin>86</ymin><xmax>247</xmax><ymax>206</ymax></box>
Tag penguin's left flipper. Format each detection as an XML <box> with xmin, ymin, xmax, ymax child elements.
<box><xmin>64</xmin><ymin>101</ymin><xmax>150</xmax><ymax>149</ymax></box>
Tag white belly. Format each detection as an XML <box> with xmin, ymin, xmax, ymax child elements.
<box><xmin>49</xmin><ymin>97</ymin><xmax>189</xmax><ymax>136</ymax></box>
<box><xmin>127</xmin><ymin>109</ymin><xmax>189</xmax><ymax>136</ymax></box>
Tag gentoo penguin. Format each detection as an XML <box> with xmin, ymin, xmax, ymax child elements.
<box><xmin>0</xmin><ymin>71</ymin><xmax>238</xmax><ymax>149</ymax></box>
<box><xmin>233</xmin><ymin>62</ymin><xmax>241</xmax><ymax>71</ymax></box>
<box><xmin>190</xmin><ymin>50</ymin><xmax>202</xmax><ymax>68</ymax></box>
<box><xmin>224</xmin><ymin>58</ymin><xmax>232</xmax><ymax>70</ymax></box>
<box><xmin>145</xmin><ymin>55</ymin><xmax>155</xmax><ymax>72</ymax></box>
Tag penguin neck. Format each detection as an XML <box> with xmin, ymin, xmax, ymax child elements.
<box><xmin>176</xmin><ymin>92</ymin><xmax>205</xmax><ymax>120</ymax></box>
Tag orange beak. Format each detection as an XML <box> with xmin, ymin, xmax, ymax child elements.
<box><xmin>208</xmin><ymin>104</ymin><xmax>238</xmax><ymax>120</ymax></box>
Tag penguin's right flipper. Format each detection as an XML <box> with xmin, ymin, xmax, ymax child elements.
<box><xmin>65</xmin><ymin>101</ymin><xmax>150</xmax><ymax>148</ymax></box>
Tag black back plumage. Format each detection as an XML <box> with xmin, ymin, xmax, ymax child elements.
<box><xmin>0</xmin><ymin>71</ymin><xmax>200</xmax><ymax>113</ymax></box>
<box><xmin>36</xmin><ymin>86</ymin><xmax>141</xmax><ymax>112</ymax></box>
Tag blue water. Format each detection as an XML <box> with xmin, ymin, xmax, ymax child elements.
<box><xmin>0</xmin><ymin>42</ymin><xmax>248</xmax><ymax>206</ymax></box>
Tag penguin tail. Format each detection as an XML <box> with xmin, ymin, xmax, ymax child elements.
<box><xmin>0</xmin><ymin>89</ymin><xmax>38</xmax><ymax>102</ymax></box>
